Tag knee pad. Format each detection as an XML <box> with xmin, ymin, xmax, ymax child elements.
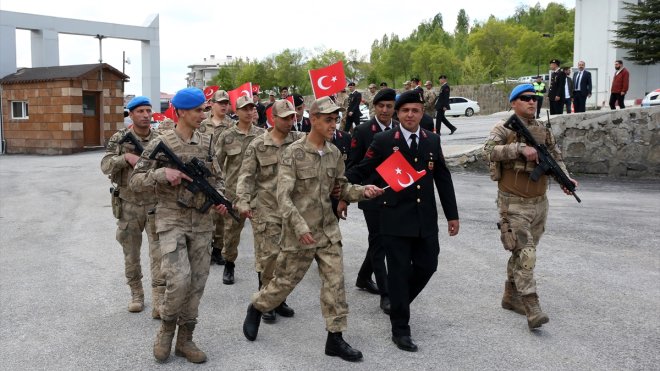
<box><xmin>519</xmin><ymin>246</ymin><xmax>536</xmax><ymax>270</ymax></box>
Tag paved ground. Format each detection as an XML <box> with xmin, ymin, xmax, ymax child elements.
<box><xmin>0</xmin><ymin>120</ymin><xmax>658</xmax><ymax>369</ymax></box>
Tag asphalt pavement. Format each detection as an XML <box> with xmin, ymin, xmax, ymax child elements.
<box><xmin>0</xmin><ymin>122</ymin><xmax>659</xmax><ymax>370</ymax></box>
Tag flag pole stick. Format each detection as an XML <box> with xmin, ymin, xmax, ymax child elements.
<box><xmin>382</xmin><ymin>185</ymin><xmax>390</xmax><ymax>190</ymax></box>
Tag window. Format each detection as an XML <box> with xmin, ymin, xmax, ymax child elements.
<box><xmin>11</xmin><ymin>101</ymin><xmax>29</xmax><ymax>119</ymax></box>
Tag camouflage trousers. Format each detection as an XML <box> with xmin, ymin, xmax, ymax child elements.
<box><xmin>251</xmin><ymin>220</ymin><xmax>283</xmax><ymax>288</ymax></box>
<box><xmin>497</xmin><ymin>191</ymin><xmax>549</xmax><ymax>296</ymax></box>
<box><xmin>158</xmin><ymin>228</ymin><xmax>212</xmax><ymax>324</ymax></box>
<box><xmin>222</xmin><ymin>214</ymin><xmax>246</xmax><ymax>263</ymax></box>
<box><xmin>212</xmin><ymin>210</ymin><xmax>225</xmax><ymax>250</ymax></box>
<box><xmin>252</xmin><ymin>235</ymin><xmax>348</xmax><ymax>332</ymax></box>
<box><xmin>115</xmin><ymin>200</ymin><xmax>163</xmax><ymax>288</ymax></box>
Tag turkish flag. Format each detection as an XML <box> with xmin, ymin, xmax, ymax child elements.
<box><xmin>152</xmin><ymin>112</ymin><xmax>166</xmax><ymax>122</ymax></box>
<box><xmin>203</xmin><ymin>85</ymin><xmax>219</xmax><ymax>100</ymax></box>
<box><xmin>265</xmin><ymin>105</ymin><xmax>274</xmax><ymax>128</ymax></box>
<box><xmin>309</xmin><ymin>61</ymin><xmax>346</xmax><ymax>98</ymax></box>
<box><xmin>252</xmin><ymin>84</ymin><xmax>260</xmax><ymax>95</ymax></box>
<box><xmin>228</xmin><ymin>82</ymin><xmax>253</xmax><ymax>111</ymax></box>
<box><xmin>163</xmin><ymin>102</ymin><xmax>178</xmax><ymax>123</ymax></box>
<box><xmin>376</xmin><ymin>151</ymin><xmax>426</xmax><ymax>192</ymax></box>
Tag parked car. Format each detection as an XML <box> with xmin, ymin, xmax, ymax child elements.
<box><xmin>447</xmin><ymin>97</ymin><xmax>481</xmax><ymax>117</ymax></box>
<box><xmin>641</xmin><ymin>89</ymin><xmax>660</xmax><ymax>107</ymax></box>
<box><xmin>359</xmin><ymin>103</ymin><xmax>370</xmax><ymax>122</ymax></box>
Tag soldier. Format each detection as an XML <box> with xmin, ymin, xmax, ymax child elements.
<box><xmin>483</xmin><ymin>84</ymin><xmax>578</xmax><ymax>330</ymax></box>
<box><xmin>200</xmin><ymin>90</ymin><xmax>235</xmax><ymax>266</ymax></box>
<box><xmin>347</xmin><ymin>89</ymin><xmax>460</xmax><ymax>352</ymax></box>
<box><xmin>292</xmin><ymin>94</ymin><xmax>311</xmax><ymax>132</ymax></box>
<box><xmin>254</xmin><ymin>94</ymin><xmax>267</xmax><ymax>128</ymax></box>
<box><xmin>423</xmin><ymin>80</ymin><xmax>437</xmax><ymax>117</ymax></box>
<box><xmin>280</xmin><ymin>87</ymin><xmax>289</xmax><ymax>99</ymax></box>
<box><xmin>345</xmin><ymin>88</ymin><xmax>398</xmax><ymax>315</ymax></box>
<box><xmin>336</xmin><ymin>88</ymin><xmax>349</xmax><ymax>128</ymax></box>
<box><xmin>344</xmin><ymin>82</ymin><xmax>362</xmax><ymax>132</ymax></box>
<box><xmin>129</xmin><ymin>87</ymin><xmax>229</xmax><ymax>363</ymax></box>
<box><xmin>235</xmin><ymin>99</ymin><xmax>304</xmax><ymax>323</ymax></box>
<box><xmin>242</xmin><ymin>96</ymin><xmax>384</xmax><ymax>362</ymax></box>
<box><xmin>101</xmin><ymin>96</ymin><xmax>163</xmax><ymax>316</ymax></box>
<box><xmin>215</xmin><ymin>95</ymin><xmax>265</xmax><ymax>285</ymax></box>
<box><xmin>548</xmin><ymin>59</ymin><xmax>566</xmax><ymax>115</ymax></box>
<box><xmin>363</xmin><ymin>83</ymin><xmax>378</xmax><ymax>119</ymax></box>
<box><xmin>411</xmin><ymin>77</ymin><xmax>423</xmax><ymax>92</ymax></box>
<box><xmin>435</xmin><ymin>75</ymin><xmax>457</xmax><ymax>135</ymax></box>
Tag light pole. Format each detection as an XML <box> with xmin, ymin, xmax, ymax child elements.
<box><xmin>122</xmin><ymin>51</ymin><xmax>131</xmax><ymax>75</ymax></box>
<box><xmin>95</xmin><ymin>34</ymin><xmax>105</xmax><ymax>81</ymax></box>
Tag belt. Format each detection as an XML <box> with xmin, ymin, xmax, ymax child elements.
<box><xmin>497</xmin><ymin>190</ymin><xmax>547</xmax><ymax>204</ymax></box>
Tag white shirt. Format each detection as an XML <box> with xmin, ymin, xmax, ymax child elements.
<box><xmin>564</xmin><ymin>76</ymin><xmax>571</xmax><ymax>98</ymax></box>
<box><xmin>375</xmin><ymin>116</ymin><xmax>393</xmax><ymax>131</ymax></box>
<box><xmin>399</xmin><ymin>125</ymin><xmax>421</xmax><ymax>149</ymax></box>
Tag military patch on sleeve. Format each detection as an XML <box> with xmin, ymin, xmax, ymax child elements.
<box><xmin>350</xmin><ymin>138</ymin><xmax>357</xmax><ymax>148</ymax></box>
<box><xmin>257</xmin><ymin>142</ymin><xmax>266</xmax><ymax>152</ymax></box>
<box><xmin>294</xmin><ymin>148</ymin><xmax>305</xmax><ymax>160</ymax></box>
<box><xmin>365</xmin><ymin>147</ymin><xmax>375</xmax><ymax>158</ymax></box>
<box><xmin>281</xmin><ymin>157</ymin><xmax>293</xmax><ymax>166</ymax></box>
<box><xmin>198</xmin><ymin>125</ymin><xmax>207</xmax><ymax>133</ymax></box>
<box><xmin>224</xmin><ymin>135</ymin><xmax>234</xmax><ymax>144</ymax></box>
<box><xmin>245</xmin><ymin>147</ymin><xmax>254</xmax><ymax>157</ymax></box>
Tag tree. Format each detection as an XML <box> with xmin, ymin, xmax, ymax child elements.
<box><xmin>274</xmin><ymin>49</ymin><xmax>306</xmax><ymax>94</ymax></box>
<box><xmin>461</xmin><ymin>49</ymin><xmax>492</xmax><ymax>84</ymax></box>
<box><xmin>469</xmin><ymin>19</ymin><xmax>524</xmax><ymax>82</ymax></box>
<box><xmin>611</xmin><ymin>0</ymin><xmax>660</xmax><ymax>65</ymax></box>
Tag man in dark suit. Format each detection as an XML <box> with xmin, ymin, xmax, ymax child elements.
<box><xmin>292</xmin><ymin>94</ymin><xmax>311</xmax><ymax>132</ymax></box>
<box><xmin>548</xmin><ymin>59</ymin><xmax>566</xmax><ymax>115</ymax></box>
<box><xmin>346</xmin><ymin>90</ymin><xmax>460</xmax><ymax>352</ymax></box>
<box><xmin>331</xmin><ymin>128</ymin><xmax>352</xmax><ymax>220</ymax></box>
<box><xmin>434</xmin><ymin>75</ymin><xmax>457</xmax><ymax>135</ymax></box>
<box><xmin>253</xmin><ymin>94</ymin><xmax>267</xmax><ymax>127</ymax></box>
<box><xmin>572</xmin><ymin>60</ymin><xmax>592</xmax><ymax>113</ymax></box>
<box><xmin>344</xmin><ymin>82</ymin><xmax>362</xmax><ymax>132</ymax></box>
<box><xmin>345</xmin><ymin>88</ymin><xmax>398</xmax><ymax>314</ymax></box>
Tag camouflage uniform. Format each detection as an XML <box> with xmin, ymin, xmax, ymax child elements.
<box><xmin>214</xmin><ymin>124</ymin><xmax>265</xmax><ymax>263</ymax></box>
<box><xmin>363</xmin><ymin>90</ymin><xmax>376</xmax><ymax>118</ymax></box>
<box><xmin>199</xmin><ymin>115</ymin><xmax>235</xmax><ymax>253</ymax></box>
<box><xmin>483</xmin><ymin>115</ymin><xmax>569</xmax><ymax>296</ymax></box>
<box><xmin>423</xmin><ymin>88</ymin><xmax>437</xmax><ymax>117</ymax></box>
<box><xmin>101</xmin><ymin>127</ymin><xmax>162</xmax><ymax>312</ymax></box>
<box><xmin>336</xmin><ymin>92</ymin><xmax>349</xmax><ymax>127</ymax></box>
<box><xmin>129</xmin><ymin>129</ymin><xmax>222</xmax><ymax>324</ymax></box>
<box><xmin>251</xmin><ymin>137</ymin><xmax>366</xmax><ymax>332</ymax></box>
<box><xmin>235</xmin><ymin>130</ymin><xmax>305</xmax><ymax>288</ymax></box>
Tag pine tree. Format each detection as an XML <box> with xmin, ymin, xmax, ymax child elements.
<box><xmin>611</xmin><ymin>0</ymin><xmax>660</xmax><ymax>64</ymax></box>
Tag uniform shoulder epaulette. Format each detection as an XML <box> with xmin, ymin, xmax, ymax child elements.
<box><xmin>161</xmin><ymin>130</ymin><xmax>184</xmax><ymax>152</ymax></box>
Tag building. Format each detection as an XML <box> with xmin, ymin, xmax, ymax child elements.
<box><xmin>574</xmin><ymin>0</ymin><xmax>660</xmax><ymax>108</ymax></box>
<box><xmin>186</xmin><ymin>55</ymin><xmax>235</xmax><ymax>89</ymax></box>
<box><xmin>0</xmin><ymin>64</ymin><xmax>127</xmax><ymax>154</ymax></box>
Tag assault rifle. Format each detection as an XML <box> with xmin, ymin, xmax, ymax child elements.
<box><xmin>117</xmin><ymin>131</ymin><xmax>144</xmax><ymax>154</ymax></box>
<box><xmin>149</xmin><ymin>141</ymin><xmax>240</xmax><ymax>220</ymax></box>
<box><xmin>504</xmin><ymin>114</ymin><xmax>581</xmax><ymax>203</ymax></box>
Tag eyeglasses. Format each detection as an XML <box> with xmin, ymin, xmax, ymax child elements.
<box><xmin>518</xmin><ymin>95</ymin><xmax>538</xmax><ymax>102</ymax></box>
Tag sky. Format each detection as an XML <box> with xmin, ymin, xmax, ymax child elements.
<box><xmin>2</xmin><ymin>0</ymin><xmax>574</xmax><ymax>95</ymax></box>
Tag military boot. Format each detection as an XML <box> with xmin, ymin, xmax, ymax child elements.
<box><xmin>522</xmin><ymin>293</ymin><xmax>549</xmax><ymax>330</ymax></box>
<box><xmin>174</xmin><ymin>322</ymin><xmax>207</xmax><ymax>363</ymax></box>
<box><xmin>243</xmin><ymin>304</ymin><xmax>262</xmax><ymax>341</ymax></box>
<box><xmin>274</xmin><ymin>301</ymin><xmax>295</xmax><ymax>317</ymax></box>
<box><xmin>211</xmin><ymin>245</ymin><xmax>225</xmax><ymax>265</ymax></box>
<box><xmin>153</xmin><ymin>319</ymin><xmax>176</xmax><ymax>362</ymax></box>
<box><xmin>501</xmin><ymin>280</ymin><xmax>525</xmax><ymax>315</ymax></box>
<box><xmin>325</xmin><ymin>332</ymin><xmax>363</xmax><ymax>362</ymax></box>
<box><xmin>223</xmin><ymin>261</ymin><xmax>235</xmax><ymax>285</ymax></box>
<box><xmin>151</xmin><ymin>286</ymin><xmax>165</xmax><ymax>319</ymax></box>
<box><xmin>128</xmin><ymin>283</ymin><xmax>144</xmax><ymax>313</ymax></box>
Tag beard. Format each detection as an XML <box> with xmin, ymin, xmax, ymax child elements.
<box><xmin>615</xmin><ymin>65</ymin><xmax>621</xmax><ymax>70</ymax></box>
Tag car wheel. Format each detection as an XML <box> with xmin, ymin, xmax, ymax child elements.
<box><xmin>465</xmin><ymin>108</ymin><xmax>474</xmax><ymax>117</ymax></box>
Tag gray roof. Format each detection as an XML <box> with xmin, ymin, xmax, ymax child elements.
<box><xmin>0</xmin><ymin>63</ymin><xmax>128</xmax><ymax>84</ymax></box>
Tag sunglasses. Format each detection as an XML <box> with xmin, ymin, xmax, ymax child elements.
<box><xmin>518</xmin><ymin>95</ymin><xmax>538</xmax><ymax>102</ymax></box>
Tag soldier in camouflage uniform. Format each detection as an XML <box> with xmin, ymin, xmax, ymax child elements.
<box><xmin>130</xmin><ymin>87</ymin><xmax>228</xmax><ymax>363</ymax></box>
<box><xmin>235</xmin><ymin>99</ymin><xmax>304</xmax><ymax>323</ymax></box>
<box><xmin>423</xmin><ymin>81</ymin><xmax>437</xmax><ymax>117</ymax></box>
<box><xmin>242</xmin><ymin>96</ymin><xmax>384</xmax><ymax>362</ymax></box>
<box><xmin>215</xmin><ymin>95</ymin><xmax>265</xmax><ymax>285</ymax></box>
<box><xmin>200</xmin><ymin>90</ymin><xmax>235</xmax><ymax>266</ymax></box>
<box><xmin>101</xmin><ymin>96</ymin><xmax>163</xmax><ymax>317</ymax></box>
<box><xmin>483</xmin><ymin>84</ymin><xmax>578</xmax><ymax>331</ymax></box>
<box><xmin>363</xmin><ymin>83</ymin><xmax>378</xmax><ymax>119</ymax></box>
<box><xmin>335</xmin><ymin>89</ymin><xmax>349</xmax><ymax>128</ymax></box>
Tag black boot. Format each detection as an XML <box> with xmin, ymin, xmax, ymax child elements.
<box><xmin>380</xmin><ymin>296</ymin><xmax>391</xmax><ymax>315</ymax></box>
<box><xmin>243</xmin><ymin>304</ymin><xmax>262</xmax><ymax>341</ymax></box>
<box><xmin>211</xmin><ymin>247</ymin><xmax>225</xmax><ymax>265</ymax></box>
<box><xmin>274</xmin><ymin>301</ymin><xmax>295</xmax><ymax>317</ymax></box>
<box><xmin>262</xmin><ymin>310</ymin><xmax>276</xmax><ymax>323</ymax></box>
<box><xmin>325</xmin><ymin>332</ymin><xmax>363</xmax><ymax>362</ymax></box>
<box><xmin>223</xmin><ymin>261</ymin><xmax>235</xmax><ymax>285</ymax></box>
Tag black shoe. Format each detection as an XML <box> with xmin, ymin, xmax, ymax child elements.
<box><xmin>243</xmin><ymin>304</ymin><xmax>262</xmax><ymax>341</ymax></box>
<box><xmin>223</xmin><ymin>262</ymin><xmax>235</xmax><ymax>285</ymax></box>
<box><xmin>449</xmin><ymin>128</ymin><xmax>457</xmax><ymax>135</ymax></box>
<box><xmin>262</xmin><ymin>310</ymin><xmax>276</xmax><ymax>323</ymax></box>
<box><xmin>392</xmin><ymin>335</ymin><xmax>418</xmax><ymax>352</ymax></box>
<box><xmin>325</xmin><ymin>332</ymin><xmax>363</xmax><ymax>362</ymax></box>
<box><xmin>211</xmin><ymin>248</ymin><xmax>225</xmax><ymax>265</ymax></box>
<box><xmin>274</xmin><ymin>301</ymin><xmax>295</xmax><ymax>317</ymax></box>
<box><xmin>380</xmin><ymin>296</ymin><xmax>391</xmax><ymax>315</ymax></box>
<box><xmin>355</xmin><ymin>277</ymin><xmax>379</xmax><ymax>295</ymax></box>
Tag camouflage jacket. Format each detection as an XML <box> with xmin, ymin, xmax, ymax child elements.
<box><xmin>423</xmin><ymin>89</ymin><xmax>437</xmax><ymax>115</ymax></box>
<box><xmin>199</xmin><ymin>115</ymin><xmax>235</xmax><ymax>149</ymax></box>
<box><xmin>214</xmin><ymin>123</ymin><xmax>265</xmax><ymax>200</ymax></box>
<box><xmin>277</xmin><ymin>137</ymin><xmax>366</xmax><ymax>251</ymax></box>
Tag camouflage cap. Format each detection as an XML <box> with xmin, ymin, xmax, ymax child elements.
<box><xmin>272</xmin><ymin>99</ymin><xmax>296</xmax><ymax>118</ymax></box>
<box><xmin>403</xmin><ymin>80</ymin><xmax>411</xmax><ymax>86</ymax></box>
<box><xmin>236</xmin><ymin>95</ymin><xmax>255</xmax><ymax>109</ymax></box>
<box><xmin>368</xmin><ymin>83</ymin><xmax>377</xmax><ymax>89</ymax></box>
<box><xmin>424</xmin><ymin>80</ymin><xmax>432</xmax><ymax>86</ymax></box>
<box><xmin>212</xmin><ymin>90</ymin><xmax>230</xmax><ymax>103</ymax></box>
<box><xmin>309</xmin><ymin>96</ymin><xmax>341</xmax><ymax>115</ymax></box>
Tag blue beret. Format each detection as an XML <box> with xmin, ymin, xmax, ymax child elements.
<box><xmin>126</xmin><ymin>96</ymin><xmax>151</xmax><ymax>111</ymax></box>
<box><xmin>171</xmin><ymin>88</ymin><xmax>206</xmax><ymax>110</ymax></box>
<box><xmin>509</xmin><ymin>84</ymin><xmax>536</xmax><ymax>102</ymax></box>
<box><xmin>394</xmin><ymin>89</ymin><xmax>424</xmax><ymax>110</ymax></box>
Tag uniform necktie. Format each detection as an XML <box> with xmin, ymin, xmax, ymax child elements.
<box><xmin>410</xmin><ymin>133</ymin><xmax>418</xmax><ymax>153</ymax></box>
<box><xmin>384</xmin><ymin>126</ymin><xmax>391</xmax><ymax>131</ymax></box>
<box><xmin>297</xmin><ymin>122</ymin><xmax>302</xmax><ymax>131</ymax></box>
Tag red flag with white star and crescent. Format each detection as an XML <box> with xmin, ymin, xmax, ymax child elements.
<box><xmin>308</xmin><ymin>61</ymin><xmax>346</xmax><ymax>98</ymax></box>
<box><xmin>228</xmin><ymin>82</ymin><xmax>253</xmax><ymax>111</ymax></box>
<box><xmin>376</xmin><ymin>151</ymin><xmax>426</xmax><ymax>192</ymax></box>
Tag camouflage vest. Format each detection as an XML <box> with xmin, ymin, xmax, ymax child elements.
<box><xmin>112</xmin><ymin>128</ymin><xmax>158</xmax><ymax>205</ymax></box>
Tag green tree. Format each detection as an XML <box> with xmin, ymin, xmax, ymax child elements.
<box><xmin>274</xmin><ymin>49</ymin><xmax>306</xmax><ymax>94</ymax></box>
<box><xmin>461</xmin><ymin>49</ymin><xmax>492</xmax><ymax>84</ymax></box>
<box><xmin>611</xmin><ymin>0</ymin><xmax>660</xmax><ymax>64</ymax></box>
<box><xmin>469</xmin><ymin>18</ymin><xmax>524</xmax><ymax>82</ymax></box>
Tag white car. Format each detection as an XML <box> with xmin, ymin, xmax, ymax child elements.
<box><xmin>447</xmin><ymin>97</ymin><xmax>480</xmax><ymax>117</ymax></box>
<box><xmin>359</xmin><ymin>103</ymin><xmax>370</xmax><ymax>122</ymax></box>
<box><xmin>641</xmin><ymin>89</ymin><xmax>660</xmax><ymax>107</ymax></box>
